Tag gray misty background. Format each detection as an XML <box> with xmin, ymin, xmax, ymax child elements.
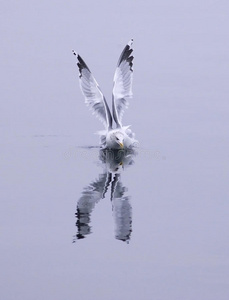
<box><xmin>1</xmin><ymin>1</ymin><xmax>229</xmax><ymax>299</ymax></box>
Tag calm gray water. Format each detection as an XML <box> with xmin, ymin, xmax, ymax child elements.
<box><xmin>1</xmin><ymin>1</ymin><xmax>229</xmax><ymax>299</ymax></box>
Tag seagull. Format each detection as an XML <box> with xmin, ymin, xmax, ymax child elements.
<box><xmin>72</xmin><ymin>39</ymin><xmax>138</xmax><ymax>149</ymax></box>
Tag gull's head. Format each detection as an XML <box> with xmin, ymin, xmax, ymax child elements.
<box><xmin>113</xmin><ymin>132</ymin><xmax>124</xmax><ymax>149</ymax></box>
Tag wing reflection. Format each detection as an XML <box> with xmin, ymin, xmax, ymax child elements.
<box><xmin>111</xmin><ymin>174</ymin><xmax>132</xmax><ymax>242</ymax></box>
<box><xmin>74</xmin><ymin>149</ymin><xmax>136</xmax><ymax>242</ymax></box>
<box><xmin>74</xmin><ymin>173</ymin><xmax>111</xmax><ymax>239</ymax></box>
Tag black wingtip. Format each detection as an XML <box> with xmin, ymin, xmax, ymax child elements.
<box><xmin>117</xmin><ymin>41</ymin><xmax>134</xmax><ymax>69</ymax></box>
<box><xmin>73</xmin><ymin>53</ymin><xmax>91</xmax><ymax>77</ymax></box>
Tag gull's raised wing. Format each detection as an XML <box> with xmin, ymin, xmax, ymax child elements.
<box><xmin>112</xmin><ymin>39</ymin><xmax>134</xmax><ymax>128</ymax></box>
<box><xmin>73</xmin><ymin>51</ymin><xmax>112</xmax><ymax>130</ymax></box>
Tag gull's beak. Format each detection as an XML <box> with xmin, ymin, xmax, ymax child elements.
<box><xmin>119</xmin><ymin>142</ymin><xmax>124</xmax><ymax>149</ymax></box>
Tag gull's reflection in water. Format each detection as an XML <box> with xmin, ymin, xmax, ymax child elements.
<box><xmin>74</xmin><ymin>148</ymin><xmax>137</xmax><ymax>243</ymax></box>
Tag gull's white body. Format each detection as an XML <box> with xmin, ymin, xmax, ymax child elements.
<box><xmin>99</xmin><ymin>127</ymin><xmax>137</xmax><ymax>149</ymax></box>
<box><xmin>73</xmin><ymin>40</ymin><xmax>138</xmax><ymax>149</ymax></box>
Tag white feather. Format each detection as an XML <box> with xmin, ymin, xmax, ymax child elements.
<box><xmin>73</xmin><ymin>51</ymin><xmax>112</xmax><ymax>130</ymax></box>
<box><xmin>112</xmin><ymin>39</ymin><xmax>134</xmax><ymax>126</ymax></box>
